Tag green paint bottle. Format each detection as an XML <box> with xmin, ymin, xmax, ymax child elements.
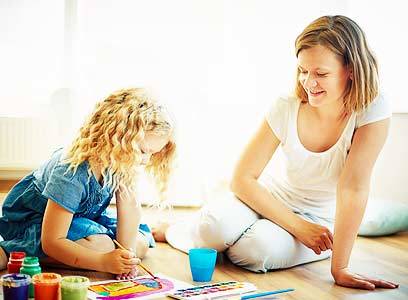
<box><xmin>19</xmin><ymin>256</ymin><xmax>41</xmax><ymax>298</ymax></box>
<box><xmin>61</xmin><ymin>276</ymin><xmax>90</xmax><ymax>300</ymax></box>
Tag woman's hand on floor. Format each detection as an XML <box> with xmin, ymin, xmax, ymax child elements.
<box><xmin>332</xmin><ymin>268</ymin><xmax>398</xmax><ymax>290</ymax></box>
<box><xmin>294</xmin><ymin>219</ymin><xmax>333</xmax><ymax>255</ymax></box>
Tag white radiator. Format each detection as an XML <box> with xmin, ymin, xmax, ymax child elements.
<box><xmin>0</xmin><ymin>117</ymin><xmax>58</xmax><ymax>179</ymax></box>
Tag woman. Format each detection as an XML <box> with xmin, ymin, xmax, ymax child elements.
<box><xmin>155</xmin><ymin>16</ymin><xmax>398</xmax><ymax>290</ymax></box>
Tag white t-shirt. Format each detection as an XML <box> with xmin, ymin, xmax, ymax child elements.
<box><xmin>264</xmin><ymin>94</ymin><xmax>392</xmax><ymax>220</ymax></box>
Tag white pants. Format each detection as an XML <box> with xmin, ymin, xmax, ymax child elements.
<box><xmin>166</xmin><ymin>192</ymin><xmax>334</xmax><ymax>273</ymax></box>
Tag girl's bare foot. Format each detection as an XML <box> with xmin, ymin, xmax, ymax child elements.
<box><xmin>116</xmin><ymin>267</ymin><xmax>140</xmax><ymax>280</ymax></box>
<box><xmin>152</xmin><ymin>222</ymin><xmax>171</xmax><ymax>242</ymax></box>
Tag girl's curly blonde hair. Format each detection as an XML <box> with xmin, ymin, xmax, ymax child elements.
<box><xmin>65</xmin><ymin>88</ymin><xmax>176</xmax><ymax>200</ymax></box>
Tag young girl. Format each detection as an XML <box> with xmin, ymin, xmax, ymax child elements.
<box><xmin>154</xmin><ymin>16</ymin><xmax>398</xmax><ymax>290</ymax></box>
<box><xmin>0</xmin><ymin>88</ymin><xmax>176</xmax><ymax>278</ymax></box>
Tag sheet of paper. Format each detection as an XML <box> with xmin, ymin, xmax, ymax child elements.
<box><xmin>87</xmin><ymin>273</ymin><xmax>192</xmax><ymax>300</ymax></box>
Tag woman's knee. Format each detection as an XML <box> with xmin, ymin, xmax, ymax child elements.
<box><xmin>226</xmin><ymin>219</ymin><xmax>298</xmax><ymax>272</ymax></box>
<box><xmin>194</xmin><ymin>208</ymin><xmax>241</xmax><ymax>252</ymax></box>
<box><xmin>77</xmin><ymin>234</ymin><xmax>115</xmax><ymax>253</ymax></box>
<box><xmin>193</xmin><ymin>194</ymin><xmax>259</xmax><ymax>252</ymax></box>
<box><xmin>194</xmin><ymin>212</ymin><xmax>227</xmax><ymax>251</ymax></box>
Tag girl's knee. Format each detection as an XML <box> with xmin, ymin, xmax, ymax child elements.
<box><xmin>135</xmin><ymin>234</ymin><xmax>149</xmax><ymax>259</ymax></box>
<box><xmin>80</xmin><ymin>234</ymin><xmax>115</xmax><ymax>252</ymax></box>
<box><xmin>0</xmin><ymin>247</ymin><xmax>8</xmax><ymax>270</ymax></box>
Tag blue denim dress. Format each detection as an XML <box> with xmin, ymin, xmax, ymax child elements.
<box><xmin>0</xmin><ymin>149</ymin><xmax>155</xmax><ymax>257</ymax></box>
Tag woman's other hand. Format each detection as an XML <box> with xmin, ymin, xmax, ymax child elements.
<box><xmin>294</xmin><ymin>219</ymin><xmax>333</xmax><ymax>254</ymax></box>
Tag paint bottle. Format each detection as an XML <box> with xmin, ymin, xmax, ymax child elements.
<box><xmin>61</xmin><ymin>276</ymin><xmax>90</xmax><ymax>300</ymax></box>
<box><xmin>20</xmin><ymin>256</ymin><xmax>42</xmax><ymax>298</ymax></box>
<box><xmin>7</xmin><ymin>251</ymin><xmax>26</xmax><ymax>273</ymax></box>
<box><xmin>0</xmin><ymin>273</ymin><xmax>31</xmax><ymax>300</ymax></box>
<box><xmin>32</xmin><ymin>273</ymin><xmax>61</xmax><ymax>300</ymax></box>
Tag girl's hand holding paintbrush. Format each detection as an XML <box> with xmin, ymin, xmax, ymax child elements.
<box><xmin>102</xmin><ymin>246</ymin><xmax>141</xmax><ymax>278</ymax></box>
<box><xmin>113</xmin><ymin>239</ymin><xmax>156</xmax><ymax>280</ymax></box>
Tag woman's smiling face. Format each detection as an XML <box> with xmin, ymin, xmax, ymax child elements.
<box><xmin>298</xmin><ymin>44</ymin><xmax>351</xmax><ymax>108</ymax></box>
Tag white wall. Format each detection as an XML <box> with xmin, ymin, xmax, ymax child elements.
<box><xmin>1</xmin><ymin>0</ymin><xmax>407</xmax><ymax>205</ymax></box>
<box><xmin>370</xmin><ymin>114</ymin><xmax>408</xmax><ymax>203</ymax></box>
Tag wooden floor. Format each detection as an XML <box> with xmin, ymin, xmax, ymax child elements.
<box><xmin>0</xmin><ymin>189</ymin><xmax>407</xmax><ymax>299</ymax></box>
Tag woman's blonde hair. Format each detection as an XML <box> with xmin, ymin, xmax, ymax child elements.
<box><xmin>294</xmin><ymin>15</ymin><xmax>379</xmax><ymax>113</ymax></box>
<box><xmin>65</xmin><ymin>88</ymin><xmax>176</xmax><ymax>200</ymax></box>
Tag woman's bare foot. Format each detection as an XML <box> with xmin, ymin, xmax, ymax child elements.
<box><xmin>152</xmin><ymin>222</ymin><xmax>171</xmax><ymax>242</ymax></box>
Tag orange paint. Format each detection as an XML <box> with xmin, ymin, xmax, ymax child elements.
<box><xmin>32</xmin><ymin>273</ymin><xmax>61</xmax><ymax>300</ymax></box>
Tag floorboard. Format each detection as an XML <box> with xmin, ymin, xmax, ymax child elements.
<box><xmin>0</xmin><ymin>190</ymin><xmax>406</xmax><ymax>299</ymax></box>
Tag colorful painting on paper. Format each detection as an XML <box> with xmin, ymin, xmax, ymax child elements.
<box><xmin>88</xmin><ymin>277</ymin><xmax>174</xmax><ymax>299</ymax></box>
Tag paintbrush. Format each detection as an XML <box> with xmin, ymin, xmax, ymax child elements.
<box><xmin>113</xmin><ymin>239</ymin><xmax>156</xmax><ymax>279</ymax></box>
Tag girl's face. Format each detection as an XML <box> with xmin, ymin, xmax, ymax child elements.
<box><xmin>138</xmin><ymin>132</ymin><xmax>170</xmax><ymax>164</ymax></box>
<box><xmin>297</xmin><ymin>44</ymin><xmax>351</xmax><ymax>108</ymax></box>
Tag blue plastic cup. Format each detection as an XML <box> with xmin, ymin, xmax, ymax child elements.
<box><xmin>188</xmin><ymin>248</ymin><xmax>217</xmax><ymax>282</ymax></box>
